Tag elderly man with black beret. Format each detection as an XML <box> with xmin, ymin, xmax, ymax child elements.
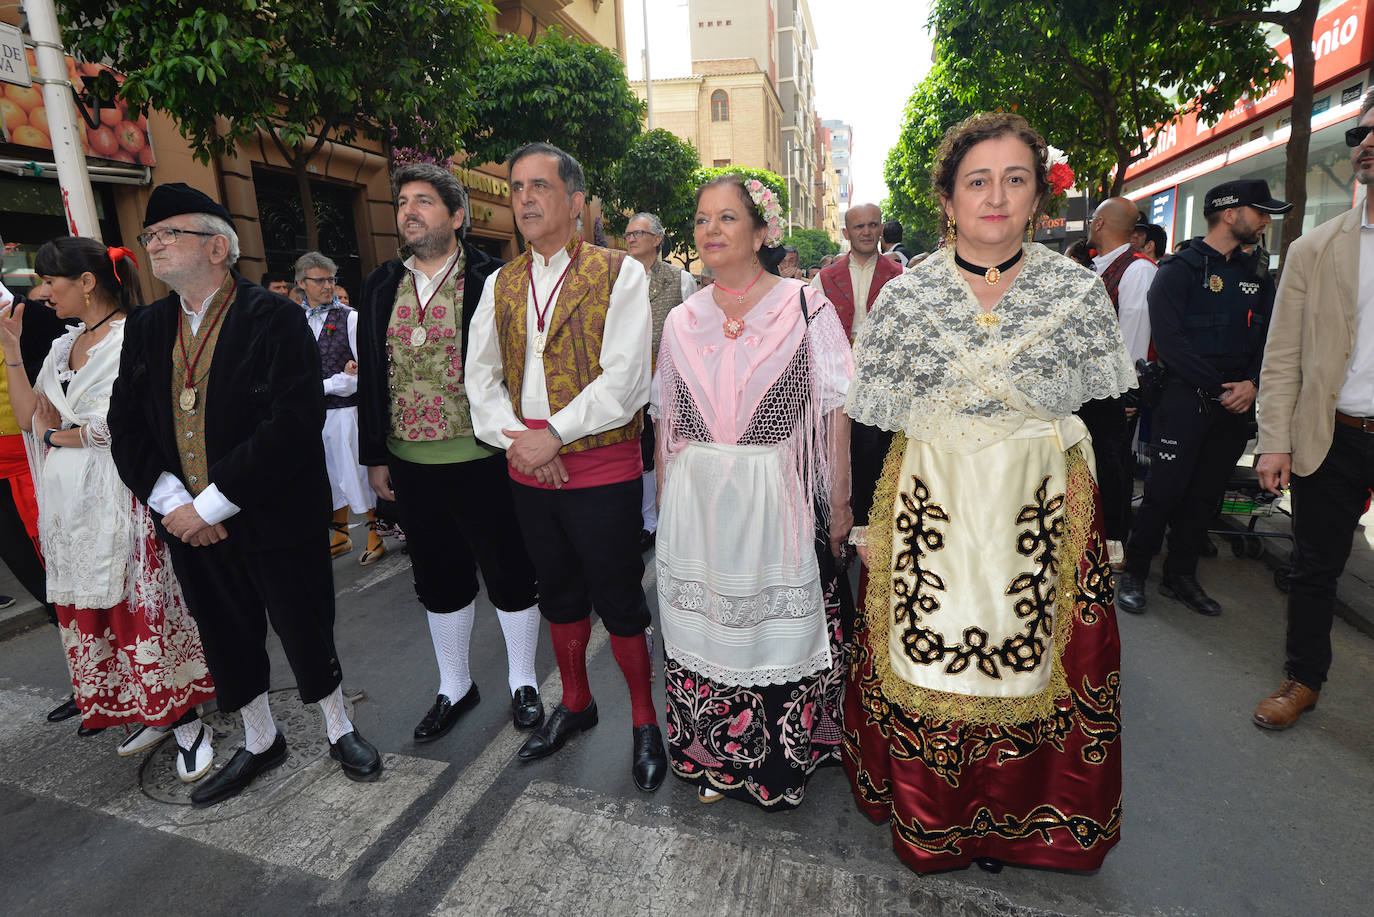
<box><xmin>108</xmin><ymin>182</ymin><xmax>382</xmax><ymax>806</ymax></box>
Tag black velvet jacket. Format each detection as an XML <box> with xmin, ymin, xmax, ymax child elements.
<box><xmin>108</xmin><ymin>273</ymin><xmax>331</xmax><ymax>550</ymax></box>
<box><xmin>355</xmin><ymin>240</ymin><xmax>502</xmax><ymax>467</ymax></box>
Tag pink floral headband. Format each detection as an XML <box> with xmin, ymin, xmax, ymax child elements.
<box><xmin>743</xmin><ymin>179</ymin><xmax>784</xmax><ymax>247</ymax></box>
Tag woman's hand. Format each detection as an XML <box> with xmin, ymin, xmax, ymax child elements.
<box><xmin>829</xmin><ymin>501</ymin><xmax>854</xmax><ymax>559</ymax></box>
<box><xmin>33</xmin><ymin>392</ymin><xmax>60</xmax><ymax>432</ymax></box>
<box><xmin>0</xmin><ymin>299</ymin><xmax>23</xmax><ymax>354</ymax></box>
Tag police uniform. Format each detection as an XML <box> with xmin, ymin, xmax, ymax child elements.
<box><xmin>1120</xmin><ymin>180</ymin><xmax>1289</xmax><ymax>614</ymax></box>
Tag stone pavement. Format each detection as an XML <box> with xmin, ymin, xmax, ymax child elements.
<box><xmin>2</xmin><ymin>520</ymin><xmax>1372</xmax><ymax>917</ymax></box>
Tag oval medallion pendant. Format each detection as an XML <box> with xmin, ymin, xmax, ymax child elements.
<box><xmin>178</xmin><ymin>386</ymin><xmax>197</xmax><ymax>412</ymax></box>
<box><xmin>410</xmin><ymin>326</ymin><xmax>428</xmax><ymax>347</ymax></box>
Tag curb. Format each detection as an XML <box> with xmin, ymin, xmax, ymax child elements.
<box><xmin>0</xmin><ymin>600</ymin><xmax>49</xmax><ymax>643</ymax></box>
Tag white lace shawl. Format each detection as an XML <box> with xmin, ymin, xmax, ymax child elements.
<box><xmin>846</xmin><ymin>244</ymin><xmax>1136</xmax><ymax>454</ymax></box>
<box><xmin>24</xmin><ymin>320</ymin><xmax>135</xmax><ymax>608</ymax></box>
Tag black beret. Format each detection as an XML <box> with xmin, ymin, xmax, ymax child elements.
<box><xmin>143</xmin><ymin>182</ymin><xmax>232</xmax><ymax>227</ymax></box>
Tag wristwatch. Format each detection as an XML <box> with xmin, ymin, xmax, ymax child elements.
<box><xmin>43</xmin><ymin>428</ymin><xmax>61</xmax><ymax>448</ymax></box>
<box><xmin>546</xmin><ymin>422</ymin><xmax>564</xmax><ymax>443</ymax></box>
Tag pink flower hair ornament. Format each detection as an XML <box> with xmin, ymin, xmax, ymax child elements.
<box><xmin>743</xmin><ymin>178</ymin><xmax>785</xmax><ymax>247</ymax></box>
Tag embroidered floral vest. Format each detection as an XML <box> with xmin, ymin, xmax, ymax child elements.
<box><xmin>319</xmin><ymin>305</ymin><xmax>358</xmax><ymax>409</ymax></box>
<box><xmin>387</xmin><ymin>255</ymin><xmax>470</xmax><ymax>443</ymax></box>
<box><xmin>492</xmin><ymin>240</ymin><xmax>642</xmax><ymax>453</ymax></box>
<box><xmin>647</xmin><ymin>259</ymin><xmax>684</xmax><ymax>361</ymax></box>
<box><xmin>171</xmin><ymin>295</ymin><xmax>233</xmax><ymax>496</ymax></box>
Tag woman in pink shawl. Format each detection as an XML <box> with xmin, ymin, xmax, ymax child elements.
<box><xmin>651</xmin><ymin>173</ymin><xmax>854</xmax><ymax>807</ymax></box>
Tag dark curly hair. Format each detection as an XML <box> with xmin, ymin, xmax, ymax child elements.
<box><xmin>931</xmin><ymin>112</ymin><xmax>1050</xmax><ymax>237</ymax></box>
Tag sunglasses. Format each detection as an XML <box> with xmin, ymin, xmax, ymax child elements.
<box><xmin>1345</xmin><ymin>124</ymin><xmax>1374</xmax><ymax>147</ymax></box>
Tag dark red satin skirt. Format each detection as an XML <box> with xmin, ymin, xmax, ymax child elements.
<box><xmin>842</xmin><ymin>489</ymin><xmax>1123</xmax><ymax>873</ymax></box>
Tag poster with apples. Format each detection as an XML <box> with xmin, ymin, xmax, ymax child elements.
<box><xmin>0</xmin><ymin>49</ymin><xmax>155</xmax><ymax>167</ymax></box>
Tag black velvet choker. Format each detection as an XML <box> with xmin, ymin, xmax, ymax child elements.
<box><xmin>953</xmin><ymin>247</ymin><xmax>1024</xmax><ymax>284</ymax></box>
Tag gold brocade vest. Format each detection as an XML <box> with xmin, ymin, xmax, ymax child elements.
<box><xmin>387</xmin><ymin>255</ymin><xmax>472</xmax><ymax>442</ymax></box>
<box><xmin>171</xmin><ymin>296</ymin><xmax>233</xmax><ymax>496</ymax></box>
<box><xmin>492</xmin><ymin>240</ymin><xmax>642</xmax><ymax>453</ymax></box>
<box><xmin>647</xmin><ymin>259</ymin><xmax>685</xmax><ymax>365</ymax></box>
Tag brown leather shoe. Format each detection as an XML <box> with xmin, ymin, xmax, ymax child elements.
<box><xmin>1253</xmin><ymin>679</ymin><xmax>1320</xmax><ymax>730</ymax></box>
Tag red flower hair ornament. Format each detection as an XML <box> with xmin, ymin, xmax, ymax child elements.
<box><xmin>1047</xmin><ymin>163</ymin><xmax>1075</xmax><ymax>196</ymax></box>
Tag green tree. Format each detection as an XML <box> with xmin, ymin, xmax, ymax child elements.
<box><xmin>59</xmin><ymin>0</ymin><xmax>496</xmax><ymax>250</ymax></box>
<box><xmin>1194</xmin><ymin>0</ymin><xmax>1321</xmax><ymax>266</ymax></box>
<box><xmin>883</xmin><ymin>61</ymin><xmax>974</xmax><ymax>253</ymax></box>
<box><xmin>605</xmin><ymin>129</ymin><xmax>701</xmax><ymax>262</ymax></box>
<box><xmin>783</xmin><ymin>228</ymin><xmax>839</xmax><ymax>269</ymax></box>
<box><xmin>931</xmin><ymin>0</ymin><xmax>1285</xmax><ymax>196</ymax></box>
<box><xmin>464</xmin><ymin>28</ymin><xmax>645</xmax><ymax>199</ymax></box>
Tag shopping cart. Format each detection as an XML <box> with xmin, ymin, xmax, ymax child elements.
<box><xmin>1205</xmin><ymin>464</ymin><xmax>1292</xmax><ymax>591</ymax></box>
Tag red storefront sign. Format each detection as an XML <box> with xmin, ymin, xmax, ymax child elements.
<box><xmin>1125</xmin><ymin>0</ymin><xmax>1372</xmax><ymax>181</ymax></box>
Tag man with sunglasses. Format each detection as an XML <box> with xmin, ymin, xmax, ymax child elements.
<box><xmin>1116</xmin><ymin>178</ymin><xmax>1290</xmax><ymax>618</ymax></box>
<box><xmin>108</xmin><ymin>182</ymin><xmax>382</xmax><ymax>805</ymax></box>
<box><xmin>1250</xmin><ymin>94</ymin><xmax>1374</xmax><ymax>730</ymax></box>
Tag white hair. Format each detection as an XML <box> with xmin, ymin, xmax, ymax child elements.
<box><xmin>293</xmin><ymin>251</ymin><xmax>338</xmax><ymax>282</ymax></box>
<box><xmin>189</xmin><ymin>213</ymin><xmax>240</xmax><ymax>265</ymax></box>
<box><xmin>629</xmin><ymin>212</ymin><xmax>665</xmax><ymax>235</ymax></box>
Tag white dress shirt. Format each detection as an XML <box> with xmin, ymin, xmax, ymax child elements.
<box><xmin>306</xmin><ymin>302</ymin><xmax>360</xmax><ymax>398</ymax></box>
<box><xmin>466</xmin><ymin>245</ymin><xmax>652</xmax><ymax>450</ymax></box>
<box><xmin>146</xmin><ymin>287</ymin><xmax>241</xmax><ymax>524</ymax></box>
<box><xmin>1092</xmin><ymin>243</ymin><xmax>1156</xmax><ymax>365</ymax></box>
<box><xmin>678</xmin><ymin>268</ymin><xmax>697</xmax><ymax>303</ymax></box>
<box><xmin>1335</xmin><ymin>212</ymin><xmax>1374</xmax><ymax>415</ymax></box>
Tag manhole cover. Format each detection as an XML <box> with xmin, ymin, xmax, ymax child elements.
<box><xmin>138</xmin><ymin>687</ymin><xmax>356</xmax><ymax>806</ymax></box>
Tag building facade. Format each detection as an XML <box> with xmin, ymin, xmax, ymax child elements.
<box><xmin>0</xmin><ymin>1</ymin><xmax>625</xmax><ymax>301</ymax></box>
<box><xmin>821</xmin><ymin>118</ymin><xmax>852</xmax><ymax>222</ymax></box>
<box><xmin>1122</xmin><ymin>0</ymin><xmax>1374</xmax><ymax>266</ymax></box>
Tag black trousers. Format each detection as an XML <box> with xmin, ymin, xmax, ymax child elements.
<box><xmin>1125</xmin><ymin>380</ymin><xmax>1252</xmax><ymax>578</ymax></box>
<box><xmin>165</xmin><ymin>536</ymin><xmax>341</xmax><ymax>713</ymax></box>
<box><xmin>1285</xmin><ymin>423</ymin><xmax>1374</xmax><ymax>689</ymax></box>
<box><xmin>0</xmin><ymin>480</ymin><xmax>53</xmax><ymax>624</ymax></box>
<box><xmin>388</xmin><ymin>452</ymin><xmax>538</xmax><ymax>613</ymax></box>
<box><xmin>1077</xmin><ymin>397</ymin><xmax>1131</xmax><ymax>542</ymax></box>
<box><xmin>510</xmin><ymin>478</ymin><xmax>650</xmax><ymax>637</ymax></box>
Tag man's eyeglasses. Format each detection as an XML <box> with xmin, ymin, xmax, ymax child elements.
<box><xmin>1346</xmin><ymin>124</ymin><xmax>1374</xmax><ymax>147</ymax></box>
<box><xmin>623</xmin><ymin>230</ymin><xmax>658</xmax><ymax>241</ymax></box>
<box><xmin>136</xmin><ymin>228</ymin><xmax>216</xmax><ymax>247</ymax></box>
<box><xmin>302</xmin><ymin>275</ymin><xmax>338</xmax><ymax>285</ymax></box>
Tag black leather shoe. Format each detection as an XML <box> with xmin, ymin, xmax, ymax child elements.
<box><xmin>413</xmin><ymin>685</ymin><xmax>480</xmax><ymax>743</ymax></box>
<box><xmin>330</xmin><ymin>729</ymin><xmax>382</xmax><ymax>782</ymax></box>
<box><xmin>639</xmin><ymin>529</ymin><xmax>656</xmax><ymax>552</ymax></box>
<box><xmin>47</xmin><ymin>696</ymin><xmax>79</xmax><ymax>722</ymax></box>
<box><xmin>76</xmin><ymin>723</ymin><xmax>105</xmax><ymax>737</ymax></box>
<box><xmin>1115</xmin><ymin>571</ymin><xmax>1147</xmax><ymax>614</ymax></box>
<box><xmin>511</xmin><ymin>685</ymin><xmax>544</xmax><ymax>730</ymax></box>
<box><xmin>518</xmin><ymin>700</ymin><xmax>598</xmax><ymax>760</ymax></box>
<box><xmin>1161</xmin><ymin>573</ymin><xmax>1221</xmax><ymax>616</ymax></box>
<box><xmin>975</xmin><ymin>857</ymin><xmax>1004</xmax><ymax>874</ymax></box>
<box><xmin>190</xmin><ymin>732</ymin><xmax>288</xmax><ymax>808</ymax></box>
<box><xmin>631</xmin><ymin>723</ymin><xmax>667</xmax><ymax>792</ymax></box>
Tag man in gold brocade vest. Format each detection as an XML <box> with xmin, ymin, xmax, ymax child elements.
<box><xmin>467</xmin><ymin>142</ymin><xmax>667</xmax><ymax>791</ymax></box>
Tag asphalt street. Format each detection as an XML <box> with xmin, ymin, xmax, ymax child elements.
<box><xmin>1</xmin><ymin>523</ymin><xmax>1370</xmax><ymax>917</ymax></box>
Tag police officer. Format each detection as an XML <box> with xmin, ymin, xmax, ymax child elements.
<box><xmin>1116</xmin><ymin>179</ymin><xmax>1291</xmax><ymax>616</ymax></box>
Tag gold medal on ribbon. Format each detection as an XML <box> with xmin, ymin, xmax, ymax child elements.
<box><xmin>1208</xmin><ymin>274</ymin><xmax>1224</xmax><ymax>292</ymax></box>
<box><xmin>411</xmin><ymin>326</ymin><xmax>427</xmax><ymax>347</ymax></box>
<box><xmin>532</xmin><ymin>331</ymin><xmax>546</xmax><ymax>356</ymax></box>
<box><xmin>178</xmin><ymin>386</ymin><xmax>197</xmax><ymax>412</ymax></box>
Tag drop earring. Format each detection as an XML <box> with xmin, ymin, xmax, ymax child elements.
<box><xmin>1026</xmin><ymin>217</ymin><xmax>1035</xmax><ymax>243</ymax></box>
<box><xmin>945</xmin><ymin>216</ymin><xmax>957</xmax><ymax>247</ymax></box>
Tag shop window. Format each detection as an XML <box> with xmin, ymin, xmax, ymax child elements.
<box><xmin>711</xmin><ymin>90</ymin><xmax>730</xmax><ymax>122</ymax></box>
<box><xmin>713</xmin><ymin>159</ymin><xmax>732</xmax><ymax>167</ymax></box>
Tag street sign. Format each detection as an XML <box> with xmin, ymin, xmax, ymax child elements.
<box><xmin>0</xmin><ymin>23</ymin><xmax>31</xmax><ymax>88</ymax></box>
